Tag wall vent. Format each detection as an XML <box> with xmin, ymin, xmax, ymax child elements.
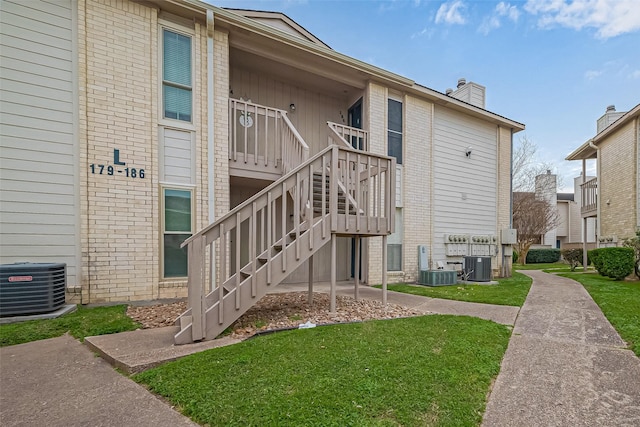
<box><xmin>0</xmin><ymin>263</ymin><xmax>66</xmax><ymax>316</ymax></box>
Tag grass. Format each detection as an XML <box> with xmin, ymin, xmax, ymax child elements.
<box><xmin>135</xmin><ymin>315</ymin><xmax>510</xmax><ymax>427</ymax></box>
<box><xmin>0</xmin><ymin>305</ymin><xmax>140</xmax><ymax>347</ymax></box>
<box><xmin>560</xmin><ymin>272</ymin><xmax>640</xmax><ymax>357</ymax></box>
<box><xmin>512</xmin><ymin>262</ymin><xmax>570</xmax><ymax>271</ymax></box>
<box><xmin>377</xmin><ymin>272</ymin><xmax>531</xmax><ymax>307</ymax></box>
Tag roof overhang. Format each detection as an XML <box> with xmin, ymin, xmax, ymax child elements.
<box><xmin>141</xmin><ymin>0</ymin><xmax>525</xmax><ymax>131</ymax></box>
<box><xmin>566</xmin><ymin>103</ymin><xmax>640</xmax><ymax>161</ymax></box>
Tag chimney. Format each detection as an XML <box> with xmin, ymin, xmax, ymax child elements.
<box><xmin>449</xmin><ymin>78</ymin><xmax>486</xmax><ymax>109</ymax></box>
<box><xmin>457</xmin><ymin>78</ymin><xmax>466</xmax><ymax>88</ymax></box>
<box><xmin>597</xmin><ymin>104</ymin><xmax>625</xmax><ymax>133</ymax></box>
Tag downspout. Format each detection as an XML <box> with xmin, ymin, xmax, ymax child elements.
<box><xmin>506</xmin><ymin>128</ymin><xmax>514</xmax><ymax>277</ymax></box>
<box><xmin>634</xmin><ymin>117</ymin><xmax>640</xmax><ymax>235</ymax></box>
<box><xmin>589</xmin><ymin>138</ymin><xmax>600</xmax><ymax>240</ymax></box>
<box><xmin>207</xmin><ymin>10</ymin><xmax>216</xmax><ymax>288</ymax></box>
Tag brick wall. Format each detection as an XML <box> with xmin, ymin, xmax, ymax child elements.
<box><xmin>402</xmin><ymin>95</ymin><xmax>432</xmax><ymax>282</ymax></box>
<box><xmin>497</xmin><ymin>126</ymin><xmax>513</xmax><ymax>274</ymax></box>
<box><xmin>599</xmin><ymin>120</ymin><xmax>637</xmax><ymax>241</ymax></box>
<box><xmin>365</xmin><ymin>82</ymin><xmax>387</xmax><ymax>285</ymax></box>
<box><xmin>81</xmin><ymin>0</ymin><xmax>158</xmax><ymax>302</ymax></box>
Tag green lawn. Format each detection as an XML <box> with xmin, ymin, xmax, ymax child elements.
<box><xmin>135</xmin><ymin>315</ymin><xmax>510</xmax><ymax>427</ymax></box>
<box><xmin>378</xmin><ymin>272</ymin><xmax>531</xmax><ymax>307</ymax></box>
<box><xmin>0</xmin><ymin>305</ymin><xmax>140</xmax><ymax>347</ymax></box>
<box><xmin>513</xmin><ymin>262</ymin><xmax>570</xmax><ymax>271</ymax></box>
<box><xmin>560</xmin><ymin>272</ymin><xmax>640</xmax><ymax>357</ymax></box>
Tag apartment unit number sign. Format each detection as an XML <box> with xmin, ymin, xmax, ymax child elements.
<box><xmin>89</xmin><ymin>149</ymin><xmax>145</xmax><ymax>179</ymax></box>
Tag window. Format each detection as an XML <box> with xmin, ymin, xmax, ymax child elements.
<box><xmin>163</xmin><ymin>29</ymin><xmax>192</xmax><ymax>122</ymax></box>
<box><xmin>163</xmin><ymin>188</ymin><xmax>193</xmax><ymax>278</ymax></box>
<box><xmin>387</xmin><ymin>208</ymin><xmax>403</xmax><ymax>271</ymax></box>
<box><xmin>387</xmin><ymin>99</ymin><xmax>403</xmax><ymax>164</ymax></box>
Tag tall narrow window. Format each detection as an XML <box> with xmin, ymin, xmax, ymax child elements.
<box><xmin>163</xmin><ymin>29</ymin><xmax>192</xmax><ymax>122</ymax></box>
<box><xmin>163</xmin><ymin>188</ymin><xmax>192</xmax><ymax>277</ymax></box>
<box><xmin>387</xmin><ymin>99</ymin><xmax>403</xmax><ymax>164</ymax></box>
<box><xmin>387</xmin><ymin>208</ymin><xmax>403</xmax><ymax>271</ymax></box>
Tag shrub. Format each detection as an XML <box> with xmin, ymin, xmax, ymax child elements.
<box><xmin>590</xmin><ymin>247</ymin><xmax>634</xmax><ymax>280</ymax></box>
<box><xmin>561</xmin><ymin>248</ymin><xmax>589</xmax><ymax>271</ymax></box>
<box><xmin>512</xmin><ymin>250</ymin><xmax>518</xmax><ymax>264</ymax></box>
<box><xmin>622</xmin><ymin>231</ymin><xmax>640</xmax><ymax>279</ymax></box>
<box><xmin>526</xmin><ymin>248</ymin><xmax>561</xmax><ymax>264</ymax></box>
<box><xmin>589</xmin><ymin>248</ymin><xmax>604</xmax><ymax>273</ymax></box>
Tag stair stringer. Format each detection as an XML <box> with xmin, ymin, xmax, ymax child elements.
<box><xmin>175</xmin><ymin>215</ymin><xmax>332</xmax><ymax>344</ymax></box>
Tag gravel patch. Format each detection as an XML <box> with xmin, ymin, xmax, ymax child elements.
<box><xmin>126</xmin><ymin>292</ymin><xmax>422</xmax><ymax>339</ymax></box>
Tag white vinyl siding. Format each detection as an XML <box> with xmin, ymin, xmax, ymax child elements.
<box><xmin>161</xmin><ymin>128</ymin><xmax>194</xmax><ymax>184</ymax></box>
<box><xmin>432</xmin><ymin>106</ymin><xmax>497</xmax><ymax>263</ymax></box>
<box><xmin>0</xmin><ymin>0</ymin><xmax>78</xmax><ymax>284</ymax></box>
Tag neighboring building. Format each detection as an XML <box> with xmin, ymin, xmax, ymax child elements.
<box><xmin>0</xmin><ymin>0</ymin><xmax>524</xmax><ymax>340</ymax></box>
<box><xmin>519</xmin><ymin>173</ymin><xmax>596</xmax><ymax>250</ymax></box>
<box><xmin>566</xmin><ymin>104</ymin><xmax>640</xmax><ymax>248</ymax></box>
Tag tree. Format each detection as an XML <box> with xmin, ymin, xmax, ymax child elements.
<box><xmin>513</xmin><ymin>192</ymin><xmax>560</xmax><ymax>264</ymax></box>
<box><xmin>511</xmin><ymin>136</ymin><xmax>561</xmax><ymax>264</ymax></box>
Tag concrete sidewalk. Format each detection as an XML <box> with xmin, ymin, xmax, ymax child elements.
<box><xmin>482</xmin><ymin>270</ymin><xmax>640</xmax><ymax>427</ymax></box>
<box><xmin>0</xmin><ymin>334</ymin><xmax>197</xmax><ymax>427</ymax></box>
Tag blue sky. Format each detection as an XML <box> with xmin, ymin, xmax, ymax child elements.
<box><xmin>212</xmin><ymin>0</ymin><xmax>640</xmax><ymax>191</ymax></box>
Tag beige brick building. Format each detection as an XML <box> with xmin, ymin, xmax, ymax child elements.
<box><xmin>1</xmin><ymin>0</ymin><xmax>524</xmax><ymax>312</ymax></box>
<box><xmin>566</xmin><ymin>104</ymin><xmax>640</xmax><ymax>247</ymax></box>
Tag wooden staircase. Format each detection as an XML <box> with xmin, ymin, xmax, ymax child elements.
<box><xmin>175</xmin><ymin>145</ymin><xmax>395</xmax><ymax>344</ymax></box>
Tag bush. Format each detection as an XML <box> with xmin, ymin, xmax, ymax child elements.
<box><xmin>622</xmin><ymin>231</ymin><xmax>640</xmax><ymax>279</ymax></box>
<box><xmin>589</xmin><ymin>247</ymin><xmax>634</xmax><ymax>280</ymax></box>
<box><xmin>512</xmin><ymin>250</ymin><xmax>518</xmax><ymax>263</ymax></box>
<box><xmin>588</xmin><ymin>248</ymin><xmax>604</xmax><ymax>273</ymax></box>
<box><xmin>561</xmin><ymin>248</ymin><xmax>589</xmax><ymax>271</ymax></box>
<box><xmin>526</xmin><ymin>248</ymin><xmax>561</xmax><ymax>264</ymax></box>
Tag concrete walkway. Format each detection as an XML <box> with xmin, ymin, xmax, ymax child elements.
<box><xmin>0</xmin><ymin>334</ymin><xmax>197</xmax><ymax>427</ymax></box>
<box><xmin>482</xmin><ymin>270</ymin><xmax>640</xmax><ymax>427</ymax></box>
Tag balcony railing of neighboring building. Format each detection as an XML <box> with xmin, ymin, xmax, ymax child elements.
<box><xmin>580</xmin><ymin>177</ymin><xmax>597</xmax><ymax>217</ymax></box>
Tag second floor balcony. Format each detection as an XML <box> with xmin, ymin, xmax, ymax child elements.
<box><xmin>580</xmin><ymin>177</ymin><xmax>597</xmax><ymax>217</ymax></box>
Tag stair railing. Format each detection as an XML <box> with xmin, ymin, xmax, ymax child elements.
<box><xmin>229</xmin><ymin>99</ymin><xmax>309</xmax><ymax>175</ymax></box>
<box><xmin>327</xmin><ymin>121</ymin><xmax>369</xmax><ymax>151</ymax></box>
<box><xmin>178</xmin><ymin>145</ymin><xmax>395</xmax><ymax>343</ymax></box>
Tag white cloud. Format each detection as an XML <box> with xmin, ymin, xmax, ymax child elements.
<box><xmin>479</xmin><ymin>16</ymin><xmax>501</xmax><ymax>35</ymax></box>
<box><xmin>584</xmin><ymin>69</ymin><xmax>603</xmax><ymax>80</ymax></box>
<box><xmin>630</xmin><ymin>70</ymin><xmax>640</xmax><ymax>79</ymax></box>
<box><xmin>411</xmin><ymin>27</ymin><xmax>436</xmax><ymax>39</ymax></box>
<box><xmin>479</xmin><ymin>2</ymin><xmax>520</xmax><ymax>35</ymax></box>
<box><xmin>496</xmin><ymin>2</ymin><xmax>520</xmax><ymax>22</ymax></box>
<box><xmin>435</xmin><ymin>1</ymin><xmax>467</xmax><ymax>25</ymax></box>
<box><xmin>524</xmin><ymin>0</ymin><xmax>640</xmax><ymax>38</ymax></box>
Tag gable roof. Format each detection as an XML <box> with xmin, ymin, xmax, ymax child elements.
<box><xmin>566</xmin><ymin>103</ymin><xmax>640</xmax><ymax>161</ymax></box>
<box><xmin>224</xmin><ymin>9</ymin><xmax>331</xmax><ymax>49</ymax></box>
<box><xmin>154</xmin><ymin>0</ymin><xmax>525</xmax><ymax>130</ymax></box>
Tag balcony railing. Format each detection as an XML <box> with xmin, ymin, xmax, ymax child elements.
<box><xmin>580</xmin><ymin>177</ymin><xmax>597</xmax><ymax>217</ymax></box>
<box><xmin>229</xmin><ymin>99</ymin><xmax>309</xmax><ymax>178</ymax></box>
<box><xmin>327</xmin><ymin>121</ymin><xmax>369</xmax><ymax>151</ymax></box>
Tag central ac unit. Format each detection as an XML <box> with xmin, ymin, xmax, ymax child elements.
<box><xmin>0</xmin><ymin>263</ymin><xmax>66</xmax><ymax>316</ymax></box>
<box><xmin>463</xmin><ymin>256</ymin><xmax>491</xmax><ymax>282</ymax></box>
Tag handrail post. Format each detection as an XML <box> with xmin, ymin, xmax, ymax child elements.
<box><xmin>187</xmin><ymin>236</ymin><xmax>205</xmax><ymax>341</ymax></box>
<box><xmin>330</xmin><ymin>146</ymin><xmax>339</xmax><ymax>232</ymax></box>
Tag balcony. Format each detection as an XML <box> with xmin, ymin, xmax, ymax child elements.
<box><xmin>580</xmin><ymin>177</ymin><xmax>597</xmax><ymax>217</ymax></box>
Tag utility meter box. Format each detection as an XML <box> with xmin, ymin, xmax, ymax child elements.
<box><xmin>501</xmin><ymin>229</ymin><xmax>517</xmax><ymax>245</ymax></box>
<box><xmin>417</xmin><ymin>245</ymin><xmax>429</xmax><ymax>271</ymax></box>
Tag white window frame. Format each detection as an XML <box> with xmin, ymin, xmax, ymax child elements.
<box><xmin>161</xmin><ymin>185</ymin><xmax>195</xmax><ymax>279</ymax></box>
<box><xmin>158</xmin><ymin>20</ymin><xmax>195</xmax><ymax>131</ymax></box>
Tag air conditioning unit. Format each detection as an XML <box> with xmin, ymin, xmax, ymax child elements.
<box><xmin>418</xmin><ymin>270</ymin><xmax>457</xmax><ymax>286</ymax></box>
<box><xmin>463</xmin><ymin>256</ymin><xmax>492</xmax><ymax>282</ymax></box>
<box><xmin>0</xmin><ymin>263</ymin><xmax>66</xmax><ymax>316</ymax></box>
